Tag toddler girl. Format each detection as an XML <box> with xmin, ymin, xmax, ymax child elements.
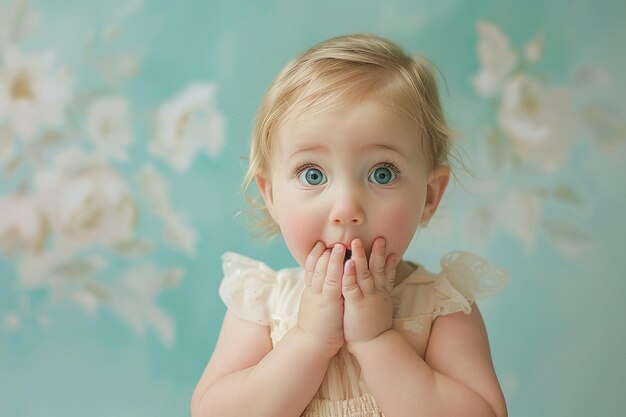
<box><xmin>192</xmin><ymin>33</ymin><xmax>509</xmax><ymax>417</ymax></box>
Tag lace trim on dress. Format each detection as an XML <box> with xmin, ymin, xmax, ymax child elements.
<box><xmin>433</xmin><ymin>251</ymin><xmax>509</xmax><ymax>319</ymax></box>
<box><xmin>219</xmin><ymin>252</ymin><xmax>277</xmax><ymax>326</ymax></box>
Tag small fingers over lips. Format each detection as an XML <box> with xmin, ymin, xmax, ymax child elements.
<box><xmin>304</xmin><ymin>241</ymin><xmax>326</xmax><ymax>287</ymax></box>
<box><xmin>369</xmin><ymin>238</ymin><xmax>388</xmax><ymax>290</ymax></box>
<box><xmin>311</xmin><ymin>249</ymin><xmax>331</xmax><ymax>293</ymax></box>
<box><xmin>322</xmin><ymin>244</ymin><xmax>345</xmax><ymax>297</ymax></box>
<box><xmin>341</xmin><ymin>258</ymin><xmax>361</xmax><ymax>301</ymax></box>
<box><xmin>351</xmin><ymin>239</ymin><xmax>374</xmax><ymax>293</ymax></box>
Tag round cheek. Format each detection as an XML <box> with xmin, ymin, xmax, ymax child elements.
<box><xmin>276</xmin><ymin>207</ymin><xmax>319</xmax><ymax>267</ymax></box>
<box><xmin>378</xmin><ymin>205</ymin><xmax>421</xmax><ymax>257</ymax></box>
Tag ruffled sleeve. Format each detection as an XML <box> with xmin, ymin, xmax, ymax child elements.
<box><xmin>433</xmin><ymin>251</ymin><xmax>509</xmax><ymax>319</ymax></box>
<box><xmin>219</xmin><ymin>252</ymin><xmax>277</xmax><ymax>326</ymax></box>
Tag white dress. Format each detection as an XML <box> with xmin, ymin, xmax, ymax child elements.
<box><xmin>219</xmin><ymin>251</ymin><xmax>509</xmax><ymax>417</ymax></box>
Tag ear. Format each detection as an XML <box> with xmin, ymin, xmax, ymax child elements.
<box><xmin>255</xmin><ymin>173</ymin><xmax>277</xmax><ymax>221</ymax></box>
<box><xmin>420</xmin><ymin>165</ymin><xmax>450</xmax><ymax>224</ymax></box>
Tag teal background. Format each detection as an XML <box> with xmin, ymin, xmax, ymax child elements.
<box><xmin>1</xmin><ymin>0</ymin><xmax>625</xmax><ymax>416</ymax></box>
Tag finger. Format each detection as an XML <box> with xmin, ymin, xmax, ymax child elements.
<box><xmin>342</xmin><ymin>259</ymin><xmax>361</xmax><ymax>301</ymax></box>
<box><xmin>304</xmin><ymin>241</ymin><xmax>326</xmax><ymax>287</ymax></box>
<box><xmin>323</xmin><ymin>244</ymin><xmax>345</xmax><ymax>297</ymax></box>
<box><xmin>351</xmin><ymin>239</ymin><xmax>374</xmax><ymax>294</ymax></box>
<box><xmin>311</xmin><ymin>249</ymin><xmax>331</xmax><ymax>293</ymax></box>
<box><xmin>384</xmin><ymin>255</ymin><xmax>398</xmax><ymax>293</ymax></box>
<box><xmin>369</xmin><ymin>237</ymin><xmax>387</xmax><ymax>291</ymax></box>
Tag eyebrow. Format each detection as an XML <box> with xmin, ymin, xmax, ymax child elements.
<box><xmin>368</xmin><ymin>143</ymin><xmax>405</xmax><ymax>155</ymax></box>
<box><xmin>286</xmin><ymin>145</ymin><xmax>328</xmax><ymax>159</ymax></box>
<box><xmin>364</xmin><ymin>143</ymin><xmax>409</xmax><ymax>161</ymax></box>
<box><xmin>286</xmin><ymin>142</ymin><xmax>407</xmax><ymax>160</ymax></box>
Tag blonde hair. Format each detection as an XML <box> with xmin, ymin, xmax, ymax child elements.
<box><xmin>243</xmin><ymin>33</ymin><xmax>456</xmax><ymax>236</ymax></box>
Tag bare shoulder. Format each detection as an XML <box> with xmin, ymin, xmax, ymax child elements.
<box><xmin>192</xmin><ymin>310</ymin><xmax>273</xmax><ymax>405</ymax></box>
<box><xmin>425</xmin><ymin>305</ymin><xmax>507</xmax><ymax>417</ymax></box>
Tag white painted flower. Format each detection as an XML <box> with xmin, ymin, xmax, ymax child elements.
<box><xmin>580</xmin><ymin>104</ymin><xmax>626</xmax><ymax>156</ymax></box>
<box><xmin>0</xmin><ymin>46</ymin><xmax>72</xmax><ymax>140</ymax></box>
<box><xmin>85</xmin><ymin>97</ymin><xmax>133</xmax><ymax>160</ymax></box>
<box><xmin>0</xmin><ymin>1</ymin><xmax>40</xmax><ymax>49</ymax></box>
<box><xmin>110</xmin><ymin>264</ymin><xmax>183</xmax><ymax>346</ymax></box>
<box><xmin>33</xmin><ymin>148</ymin><xmax>136</xmax><ymax>246</ymax></box>
<box><xmin>573</xmin><ymin>65</ymin><xmax>612</xmax><ymax>88</ymax></box>
<box><xmin>524</xmin><ymin>33</ymin><xmax>544</xmax><ymax>64</ymax></box>
<box><xmin>136</xmin><ymin>165</ymin><xmax>197</xmax><ymax>254</ymax></box>
<box><xmin>0</xmin><ymin>125</ymin><xmax>16</xmax><ymax>167</ymax></box>
<box><xmin>541</xmin><ymin>218</ymin><xmax>591</xmax><ymax>258</ymax></box>
<box><xmin>18</xmin><ymin>243</ymin><xmax>107</xmax><ymax>292</ymax></box>
<box><xmin>0</xmin><ymin>192</ymin><xmax>47</xmax><ymax>255</ymax></box>
<box><xmin>472</xmin><ymin>21</ymin><xmax>518</xmax><ymax>98</ymax></box>
<box><xmin>17</xmin><ymin>243</ymin><xmax>112</xmax><ymax>317</ymax></box>
<box><xmin>136</xmin><ymin>165</ymin><xmax>171</xmax><ymax>214</ymax></box>
<box><xmin>152</xmin><ymin>82</ymin><xmax>225</xmax><ymax>171</ymax></box>
<box><xmin>162</xmin><ymin>211</ymin><xmax>197</xmax><ymax>255</ymax></box>
<box><xmin>496</xmin><ymin>190</ymin><xmax>541</xmax><ymax>250</ymax></box>
<box><xmin>18</xmin><ymin>247</ymin><xmax>182</xmax><ymax>345</ymax></box>
<box><xmin>498</xmin><ymin>75</ymin><xmax>576</xmax><ymax>172</ymax></box>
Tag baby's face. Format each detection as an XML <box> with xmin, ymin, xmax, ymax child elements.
<box><xmin>258</xmin><ymin>99</ymin><xmax>447</xmax><ymax>270</ymax></box>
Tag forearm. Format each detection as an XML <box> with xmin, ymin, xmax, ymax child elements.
<box><xmin>193</xmin><ymin>327</ymin><xmax>334</xmax><ymax>417</ymax></box>
<box><xmin>351</xmin><ymin>329</ymin><xmax>497</xmax><ymax>417</ymax></box>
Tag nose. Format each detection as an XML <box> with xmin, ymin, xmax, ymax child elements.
<box><xmin>329</xmin><ymin>186</ymin><xmax>365</xmax><ymax>226</ymax></box>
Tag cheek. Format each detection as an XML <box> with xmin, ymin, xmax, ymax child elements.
<box><xmin>275</xmin><ymin>202</ymin><xmax>321</xmax><ymax>267</ymax></box>
<box><xmin>377</xmin><ymin>204</ymin><xmax>422</xmax><ymax>256</ymax></box>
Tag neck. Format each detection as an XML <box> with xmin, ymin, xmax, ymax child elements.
<box><xmin>394</xmin><ymin>259</ymin><xmax>417</xmax><ymax>286</ymax></box>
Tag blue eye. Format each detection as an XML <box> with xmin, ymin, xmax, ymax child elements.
<box><xmin>298</xmin><ymin>167</ymin><xmax>327</xmax><ymax>186</ymax></box>
<box><xmin>369</xmin><ymin>166</ymin><xmax>397</xmax><ymax>185</ymax></box>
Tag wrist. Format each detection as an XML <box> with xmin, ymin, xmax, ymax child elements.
<box><xmin>292</xmin><ymin>326</ymin><xmax>344</xmax><ymax>359</ymax></box>
<box><xmin>346</xmin><ymin>328</ymin><xmax>397</xmax><ymax>357</ymax></box>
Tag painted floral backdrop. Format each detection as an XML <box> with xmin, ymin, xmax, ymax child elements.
<box><xmin>0</xmin><ymin>0</ymin><xmax>227</xmax><ymax>347</ymax></box>
<box><xmin>422</xmin><ymin>20</ymin><xmax>626</xmax><ymax>258</ymax></box>
<box><xmin>1</xmin><ymin>0</ymin><xmax>625</xmax><ymax>416</ymax></box>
